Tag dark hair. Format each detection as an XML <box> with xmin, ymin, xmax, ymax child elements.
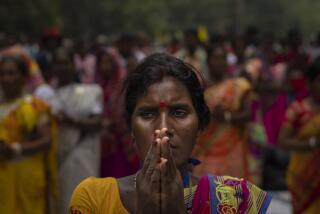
<box><xmin>305</xmin><ymin>57</ymin><xmax>320</xmax><ymax>82</ymax></box>
<box><xmin>0</xmin><ymin>55</ymin><xmax>29</xmax><ymax>76</ymax></box>
<box><xmin>122</xmin><ymin>53</ymin><xmax>210</xmax><ymax>130</ymax></box>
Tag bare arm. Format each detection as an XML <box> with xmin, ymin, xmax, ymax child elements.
<box><xmin>21</xmin><ymin>120</ymin><xmax>51</xmax><ymax>156</ymax></box>
<box><xmin>72</xmin><ymin>115</ymin><xmax>103</xmax><ymax>131</ymax></box>
<box><xmin>225</xmin><ymin>92</ymin><xmax>251</xmax><ymax>124</ymax></box>
<box><xmin>278</xmin><ymin>123</ymin><xmax>320</xmax><ymax>151</ymax></box>
<box><xmin>0</xmin><ymin>118</ymin><xmax>52</xmax><ymax>160</ymax></box>
<box><xmin>58</xmin><ymin>112</ymin><xmax>103</xmax><ymax>132</ymax></box>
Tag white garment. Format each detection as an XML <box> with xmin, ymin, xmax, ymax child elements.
<box><xmin>34</xmin><ymin>84</ymin><xmax>59</xmax><ymax>113</ymax></box>
<box><xmin>53</xmin><ymin>83</ymin><xmax>103</xmax><ymax>214</ymax></box>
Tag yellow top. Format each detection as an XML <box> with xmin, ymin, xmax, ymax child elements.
<box><xmin>69</xmin><ymin>177</ymin><xmax>130</xmax><ymax>214</ymax></box>
<box><xmin>69</xmin><ymin>177</ymin><xmax>197</xmax><ymax>214</ymax></box>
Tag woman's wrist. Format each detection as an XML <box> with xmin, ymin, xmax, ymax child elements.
<box><xmin>309</xmin><ymin>136</ymin><xmax>318</xmax><ymax>149</ymax></box>
<box><xmin>224</xmin><ymin>111</ymin><xmax>232</xmax><ymax>123</ymax></box>
<box><xmin>10</xmin><ymin>142</ymin><xmax>23</xmax><ymax>157</ymax></box>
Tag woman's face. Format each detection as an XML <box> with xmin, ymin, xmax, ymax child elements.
<box><xmin>0</xmin><ymin>61</ymin><xmax>25</xmax><ymax>97</ymax></box>
<box><xmin>208</xmin><ymin>48</ymin><xmax>227</xmax><ymax>80</ymax></box>
<box><xmin>98</xmin><ymin>54</ymin><xmax>114</xmax><ymax>79</ymax></box>
<box><xmin>54</xmin><ymin>58</ymin><xmax>75</xmax><ymax>83</ymax></box>
<box><xmin>131</xmin><ymin>76</ymin><xmax>199</xmax><ymax>168</ymax></box>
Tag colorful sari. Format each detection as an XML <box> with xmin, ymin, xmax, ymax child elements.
<box><xmin>249</xmin><ymin>92</ymin><xmax>288</xmax><ymax>186</ymax></box>
<box><xmin>68</xmin><ymin>175</ymin><xmax>271</xmax><ymax>214</ymax></box>
<box><xmin>193</xmin><ymin>77</ymin><xmax>251</xmax><ymax>179</ymax></box>
<box><xmin>192</xmin><ymin>175</ymin><xmax>271</xmax><ymax>214</ymax></box>
<box><xmin>97</xmin><ymin>48</ymin><xmax>139</xmax><ymax>178</ymax></box>
<box><xmin>0</xmin><ymin>95</ymin><xmax>57</xmax><ymax>214</ymax></box>
<box><xmin>283</xmin><ymin>99</ymin><xmax>320</xmax><ymax>213</ymax></box>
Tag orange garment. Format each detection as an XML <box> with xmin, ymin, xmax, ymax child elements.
<box><xmin>69</xmin><ymin>175</ymin><xmax>271</xmax><ymax>214</ymax></box>
<box><xmin>69</xmin><ymin>177</ymin><xmax>199</xmax><ymax>214</ymax></box>
<box><xmin>0</xmin><ymin>95</ymin><xmax>57</xmax><ymax>214</ymax></box>
<box><xmin>69</xmin><ymin>177</ymin><xmax>129</xmax><ymax>214</ymax></box>
<box><xmin>283</xmin><ymin>99</ymin><xmax>320</xmax><ymax>213</ymax></box>
<box><xmin>193</xmin><ymin>77</ymin><xmax>251</xmax><ymax>179</ymax></box>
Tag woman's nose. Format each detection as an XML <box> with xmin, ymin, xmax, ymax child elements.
<box><xmin>159</xmin><ymin>111</ymin><xmax>169</xmax><ymax>129</ymax></box>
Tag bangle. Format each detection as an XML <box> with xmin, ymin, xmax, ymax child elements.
<box><xmin>224</xmin><ymin>111</ymin><xmax>232</xmax><ymax>122</ymax></box>
<box><xmin>309</xmin><ymin>137</ymin><xmax>317</xmax><ymax>149</ymax></box>
<box><xmin>11</xmin><ymin>142</ymin><xmax>22</xmax><ymax>157</ymax></box>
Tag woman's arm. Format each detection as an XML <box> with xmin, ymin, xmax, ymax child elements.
<box><xmin>57</xmin><ymin>112</ymin><xmax>103</xmax><ymax>131</ymax></box>
<box><xmin>278</xmin><ymin>123</ymin><xmax>320</xmax><ymax>151</ymax></box>
<box><xmin>0</xmin><ymin>117</ymin><xmax>52</xmax><ymax>159</ymax></box>
<box><xmin>224</xmin><ymin>91</ymin><xmax>251</xmax><ymax>124</ymax></box>
<box><xmin>20</xmin><ymin>122</ymin><xmax>51</xmax><ymax>156</ymax></box>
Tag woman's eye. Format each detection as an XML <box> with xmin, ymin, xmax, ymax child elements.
<box><xmin>172</xmin><ymin>109</ymin><xmax>187</xmax><ymax>118</ymax></box>
<box><xmin>140</xmin><ymin>111</ymin><xmax>156</xmax><ymax>119</ymax></box>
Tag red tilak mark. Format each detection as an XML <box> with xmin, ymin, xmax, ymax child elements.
<box><xmin>159</xmin><ymin>100</ymin><xmax>166</xmax><ymax>108</ymax></box>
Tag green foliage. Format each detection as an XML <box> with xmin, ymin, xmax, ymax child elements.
<box><xmin>1</xmin><ymin>0</ymin><xmax>320</xmax><ymax>38</ymax></box>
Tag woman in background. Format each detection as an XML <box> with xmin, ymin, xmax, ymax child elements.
<box><xmin>0</xmin><ymin>55</ymin><xmax>57</xmax><ymax>213</ymax></box>
<box><xmin>51</xmin><ymin>48</ymin><xmax>103</xmax><ymax>213</ymax></box>
<box><xmin>278</xmin><ymin>59</ymin><xmax>320</xmax><ymax>214</ymax></box>
<box><xmin>193</xmin><ymin>45</ymin><xmax>252</xmax><ymax>180</ymax></box>
<box><xmin>96</xmin><ymin>47</ymin><xmax>139</xmax><ymax>178</ymax></box>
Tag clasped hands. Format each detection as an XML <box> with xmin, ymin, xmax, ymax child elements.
<box><xmin>135</xmin><ymin>128</ymin><xmax>186</xmax><ymax>214</ymax></box>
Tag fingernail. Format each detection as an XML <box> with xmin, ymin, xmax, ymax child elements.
<box><xmin>163</xmin><ymin>136</ymin><xmax>169</xmax><ymax>142</ymax></box>
<box><xmin>161</xmin><ymin>158</ymin><xmax>168</xmax><ymax>164</ymax></box>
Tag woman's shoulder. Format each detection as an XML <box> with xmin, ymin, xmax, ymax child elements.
<box><xmin>69</xmin><ymin>177</ymin><xmax>128</xmax><ymax>214</ymax></box>
<box><xmin>74</xmin><ymin>176</ymin><xmax>117</xmax><ymax>191</ymax></box>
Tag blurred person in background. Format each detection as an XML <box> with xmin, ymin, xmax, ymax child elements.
<box><xmin>0</xmin><ymin>37</ymin><xmax>44</xmax><ymax>92</ymax></box>
<box><xmin>0</xmin><ymin>55</ymin><xmax>57</xmax><ymax>213</ymax></box>
<box><xmin>96</xmin><ymin>47</ymin><xmax>139</xmax><ymax>178</ymax></box>
<box><xmin>278</xmin><ymin>59</ymin><xmax>320</xmax><ymax>214</ymax></box>
<box><xmin>74</xmin><ymin>39</ymin><xmax>97</xmax><ymax>84</ymax></box>
<box><xmin>51</xmin><ymin>48</ymin><xmax>103</xmax><ymax>213</ymax></box>
<box><xmin>35</xmin><ymin>27</ymin><xmax>62</xmax><ymax>83</ymax></box>
<box><xmin>175</xmin><ymin>28</ymin><xmax>208</xmax><ymax>79</ymax></box>
<box><xmin>243</xmin><ymin>55</ymin><xmax>289</xmax><ymax>188</ymax></box>
<box><xmin>116</xmin><ymin>33</ymin><xmax>139</xmax><ymax>73</ymax></box>
<box><xmin>276</xmin><ymin>29</ymin><xmax>310</xmax><ymax>101</ymax></box>
<box><xmin>193</xmin><ymin>45</ymin><xmax>252</xmax><ymax>181</ymax></box>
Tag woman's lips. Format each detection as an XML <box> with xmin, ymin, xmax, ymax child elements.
<box><xmin>169</xmin><ymin>143</ymin><xmax>178</xmax><ymax>149</ymax></box>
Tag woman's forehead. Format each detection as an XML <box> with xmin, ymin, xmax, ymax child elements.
<box><xmin>136</xmin><ymin>77</ymin><xmax>192</xmax><ymax>106</ymax></box>
<box><xmin>0</xmin><ymin>60</ymin><xmax>19</xmax><ymax>72</ymax></box>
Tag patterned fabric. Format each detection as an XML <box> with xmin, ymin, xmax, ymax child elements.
<box><xmin>69</xmin><ymin>175</ymin><xmax>271</xmax><ymax>214</ymax></box>
<box><xmin>0</xmin><ymin>95</ymin><xmax>57</xmax><ymax>214</ymax></box>
<box><xmin>193</xmin><ymin>77</ymin><xmax>252</xmax><ymax>179</ymax></box>
<box><xmin>283</xmin><ymin>99</ymin><xmax>320</xmax><ymax>213</ymax></box>
<box><xmin>192</xmin><ymin>175</ymin><xmax>271</xmax><ymax>214</ymax></box>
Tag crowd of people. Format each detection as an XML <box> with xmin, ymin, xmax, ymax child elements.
<box><xmin>0</xmin><ymin>26</ymin><xmax>319</xmax><ymax>213</ymax></box>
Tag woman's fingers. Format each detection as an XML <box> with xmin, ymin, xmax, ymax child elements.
<box><xmin>159</xmin><ymin>128</ymin><xmax>168</xmax><ymax>138</ymax></box>
<box><xmin>141</xmin><ymin>137</ymin><xmax>157</xmax><ymax>175</ymax></box>
<box><xmin>160</xmin><ymin>136</ymin><xmax>176</xmax><ymax>179</ymax></box>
